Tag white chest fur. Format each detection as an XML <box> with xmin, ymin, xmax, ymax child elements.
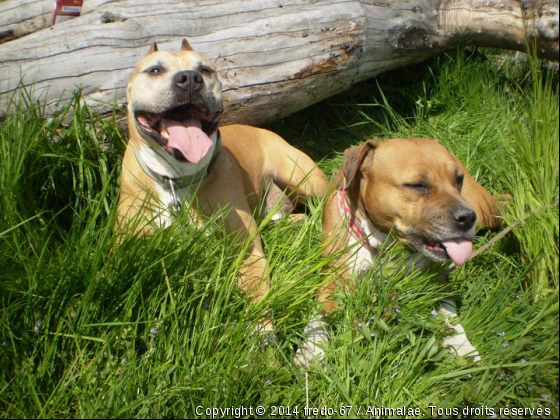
<box><xmin>133</xmin><ymin>132</ymin><xmax>219</xmax><ymax>229</ymax></box>
<box><xmin>346</xmin><ymin>211</ymin><xmax>393</xmax><ymax>276</ymax></box>
<box><xmin>149</xmin><ymin>181</ymin><xmax>192</xmax><ymax>229</ymax></box>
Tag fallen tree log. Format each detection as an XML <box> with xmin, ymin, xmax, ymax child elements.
<box><xmin>0</xmin><ymin>0</ymin><xmax>558</xmax><ymax>126</ymax></box>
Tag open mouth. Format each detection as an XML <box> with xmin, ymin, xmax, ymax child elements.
<box><xmin>422</xmin><ymin>237</ymin><xmax>473</xmax><ymax>266</ymax></box>
<box><xmin>135</xmin><ymin>104</ymin><xmax>221</xmax><ymax>163</ymax></box>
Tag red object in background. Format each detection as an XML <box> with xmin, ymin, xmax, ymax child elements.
<box><xmin>51</xmin><ymin>0</ymin><xmax>84</xmax><ymax>26</ymax></box>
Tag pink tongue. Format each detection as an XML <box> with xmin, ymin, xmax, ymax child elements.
<box><xmin>165</xmin><ymin>118</ymin><xmax>213</xmax><ymax>164</ymax></box>
<box><xmin>442</xmin><ymin>238</ymin><xmax>473</xmax><ymax>266</ymax></box>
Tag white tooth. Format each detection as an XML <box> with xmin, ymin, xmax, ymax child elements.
<box><xmin>160</xmin><ymin>119</ymin><xmax>169</xmax><ymax>139</ymax></box>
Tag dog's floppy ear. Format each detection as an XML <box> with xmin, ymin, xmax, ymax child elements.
<box><xmin>181</xmin><ymin>38</ymin><xmax>194</xmax><ymax>52</ymax></box>
<box><xmin>343</xmin><ymin>140</ymin><xmax>378</xmax><ymax>191</ymax></box>
<box><xmin>148</xmin><ymin>41</ymin><xmax>159</xmax><ymax>54</ymax></box>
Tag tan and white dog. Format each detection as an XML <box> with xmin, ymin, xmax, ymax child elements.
<box><xmin>116</xmin><ymin>40</ymin><xmax>328</xmax><ymax>332</ymax></box>
<box><xmin>294</xmin><ymin>138</ymin><xmax>502</xmax><ymax>368</ymax></box>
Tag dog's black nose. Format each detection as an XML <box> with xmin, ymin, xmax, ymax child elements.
<box><xmin>173</xmin><ymin>70</ymin><xmax>204</xmax><ymax>92</ymax></box>
<box><xmin>453</xmin><ymin>206</ymin><xmax>477</xmax><ymax>231</ymax></box>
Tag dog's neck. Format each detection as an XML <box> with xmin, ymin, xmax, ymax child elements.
<box><xmin>336</xmin><ymin>176</ymin><xmax>393</xmax><ymax>253</ymax></box>
<box><xmin>133</xmin><ymin>131</ymin><xmax>221</xmax><ymax>189</ymax></box>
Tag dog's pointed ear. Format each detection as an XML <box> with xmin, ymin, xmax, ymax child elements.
<box><xmin>343</xmin><ymin>140</ymin><xmax>378</xmax><ymax>191</ymax></box>
<box><xmin>181</xmin><ymin>38</ymin><xmax>194</xmax><ymax>52</ymax></box>
<box><xmin>148</xmin><ymin>42</ymin><xmax>159</xmax><ymax>54</ymax></box>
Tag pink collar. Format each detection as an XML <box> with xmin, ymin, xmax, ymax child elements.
<box><xmin>336</xmin><ymin>174</ymin><xmax>379</xmax><ymax>253</ymax></box>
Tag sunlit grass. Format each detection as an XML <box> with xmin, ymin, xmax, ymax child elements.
<box><xmin>1</xmin><ymin>48</ymin><xmax>558</xmax><ymax>417</ymax></box>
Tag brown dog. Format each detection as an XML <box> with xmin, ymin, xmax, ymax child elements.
<box><xmin>294</xmin><ymin>138</ymin><xmax>502</xmax><ymax>368</ymax></box>
<box><xmin>116</xmin><ymin>40</ymin><xmax>328</xmax><ymax>333</ymax></box>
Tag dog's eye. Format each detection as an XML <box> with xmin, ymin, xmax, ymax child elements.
<box><xmin>403</xmin><ymin>183</ymin><xmax>428</xmax><ymax>194</ymax></box>
<box><xmin>456</xmin><ymin>174</ymin><xmax>464</xmax><ymax>190</ymax></box>
<box><xmin>146</xmin><ymin>66</ymin><xmax>164</xmax><ymax>75</ymax></box>
<box><xmin>199</xmin><ymin>66</ymin><xmax>214</xmax><ymax>75</ymax></box>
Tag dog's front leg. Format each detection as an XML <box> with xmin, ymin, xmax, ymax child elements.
<box><xmin>219</xmin><ymin>203</ymin><xmax>277</xmax><ymax>341</ymax></box>
<box><xmin>223</xmin><ymin>205</ymin><xmax>270</xmax><ymax>302</ymax></box>
<box><xmin>439</xmin><ymin>298</ymin><xmax>481</xmax><ymax>362</ymax></box>
<box><xmin>405</xmin><ymin>255</ymin><xmax>481</xmax><ymax>361</ymax></box>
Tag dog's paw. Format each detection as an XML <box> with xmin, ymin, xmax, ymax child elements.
<box><xmin>293</xmin><ymin>339</ymin><xmax>326</xmax><ymax>369</ymax></box>
<box><xmin>293</xmin><ymin>316</ymin><xmax>329</xmax><ymax>369</ymax></box>
<box><xmin>438</xmin><ymin>299</ymin><xmax>481</xmax><ymax>362</ymax></box>
<box><xmin>443</xmin><ymin>324</ymin><xmax>481</xmax><ymax>362</ymax></box>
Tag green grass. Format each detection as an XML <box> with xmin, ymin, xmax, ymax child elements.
<box><xmin>1</xmin><ymin>48</ymin><xmax>558</xmax><ymax>418</ymax></box>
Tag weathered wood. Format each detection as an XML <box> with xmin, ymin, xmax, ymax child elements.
<box><xmin>0</xmin><ymin>0</ymin><xmax>50</xmax><ymax>43</ymax></box>
<box><xmin>0</xmin><ymin>0</ymin><xmax>558</xmax><ymax>126</ymax></box>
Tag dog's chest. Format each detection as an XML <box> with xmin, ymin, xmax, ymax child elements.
<box><xmin>348</xmin><ymin>234</ymin><xmax>378</xmax><ymax>275</ymax></box>
<box><xmin>346</xmin><ymin>214</ymin><xmax>390</xmax><ymax>276</ymax></box>
<box><xmin>151</xmin><ymin>182</ymin><xmax>196</xmax><ymax>229</ymax></box>
<box><xmin>133</xmin><ymin>142</ymin><xmax>217</xmax><ymax>229</ymax></box>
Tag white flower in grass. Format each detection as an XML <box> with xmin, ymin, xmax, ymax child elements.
<box><xmin>34</xmin><ymin>318</ymin><xmax>43</xmax><ymax>331</ymax></box>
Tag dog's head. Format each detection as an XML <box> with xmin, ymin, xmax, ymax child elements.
<box><xmin>343</xmin><ymin>138</ymin><xmax>477</xmax><ymax>266</ymax></box>
<box><xmin>127</xmin><ymin>39</ymin><xmax>223</xmax><ymax>164</ymax></box>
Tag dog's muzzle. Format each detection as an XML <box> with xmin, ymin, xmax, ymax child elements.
<box><xmin>135</xmin><ymin>104</ymin><xmax>221</xmax><ymax>164</ymax></box>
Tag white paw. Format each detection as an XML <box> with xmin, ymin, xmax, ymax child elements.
<box><xmin>439</xmin><ymin>299</ymin><xmax>481</xmax><ymax>362</ymax></box>
<box><xmin>293</xmin><ymin>316</ymin><xmax>329</xmax><ymax>369</ymax></box>
<box><xmin>294</xmin><ymin>340</ymin><xmax>326</xmax><ymax>369</ymax></box>
<box><xmin>443</xmin><ymin>324</ymin><xmax>481</xmax><ymax>362</ymax></box>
